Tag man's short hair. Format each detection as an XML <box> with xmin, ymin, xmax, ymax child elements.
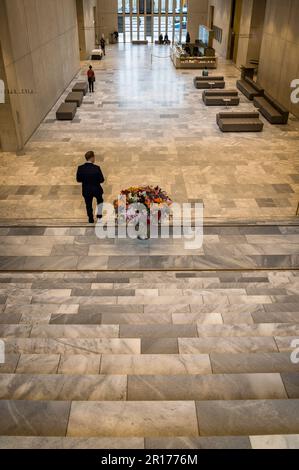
<box><xmin>85</xmin><ymin>151</ymin><xmax>95</xmax><ymax>161</ymax></box>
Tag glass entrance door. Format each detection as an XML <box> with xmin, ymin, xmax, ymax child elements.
<box><xmin>117</xmin><ymin>0</ymin><xmax>188</xmax><ymax>44</ymax></box>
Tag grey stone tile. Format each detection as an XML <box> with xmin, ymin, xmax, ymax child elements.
<box><xmin>179</xmin><ymin>337</ymin><xmax>278</xmax><ymax>354</ymax></box>
<box><xmin>120</xmin><ymin>324</ymin><xmax>198</xmax><ymax>338</ymax></box>
<box><xmin>101</xmin><ymin>312</ymin><xmax>173</xmax><ymax>324</ymax></box>
<box><xmin>210</xmin><ymin>352</ymin><xmax>299</xmax><ymax>374</ymax></box>
<box><xmin>0</xmin><ymin>354</ymin><xmax>19</xmax><ymax>373</ymax></box>
<box><xmin>0</xmin><ymin>325</ymin><xmax>31</xmax><ymax>338</ymax></box>
<box><xmin>250</xmin><ymin>434</ymin><xmax>299</xmax><ymax>449</ymax></box>
<box><xmin>31</xmin><ymin>325</ymin><xmax>119</xmax><ymax>339</ymax></box>
<box><xmin>272</xmin><ymin>184</ymin><xmax>294</xmax><ymax>194</ymax></box>
<box><xmin>67</xmin><ymin>401</ymin><xmax>198</xmax><ymax>437</ymax></box>
<box><xmin>16</xmin><ymin>354</ymin><xmax>60</xmax><ymax>374</ymax></box>
<box><xmin>71</xmin><ymin>288</ymin><xmax>135</xmax><ymax>297</ymax></box>
<box><xmin>0</xmin><ymin>313</ymin><xmax>22</xmax><ymax>324</ymax></box>
<box><xmin>0</xmin><ymin>436</ymin><xmax>144</xmax><ymax>449</ymax></box>
<box><xmin>4</xmin><ymin>338</ymin><xmax>141</xmax><ymax>355</ymax></box>
<box><xmin>50</xmin><ymin>313</ymin><xmax>102</xmax><ymax>325</ymax></box>
<box><xmin>58</xmin><ymin>355</ymin><xmax>101</xmax><ymax>375</ymax></box>
<box><xmin>79</xmin><ymin>304</ymin><xmax>143</xmax><ymax>314</ymax></box>
<box><xmin>128</xmin><ymin>373</ymin><xmax>286</xmax><ymax>401</ymax></box>
<box><xmin>145</xmin><ymin>436</ymin><xmax>251</xmax><ymax>449</ymax></box>
<box><xmin>141</xmin><ymin>338</ymin><xmax>179</xmax><ymax>354</ymax></box>
<box><xmin>281</xmin><ymin>374</ymin><xmax>299</xmax><ymax>398</ymax></box>
<box><xmin>7</xmin><ymin>228</ymin><xmax>46</xmax><ymax>236</ymax></box>
<box><xmin>23</xmin><ymin>256</ymin><xmax>78</xmax><ymax>270</ymax></box>
<box><xmin>196</xmin><ymin>400</ymin><xmax>299</xmax><ymax>436</ymax></box>
<box><xmin>0</xmin><ymin>400</ymin><xmax>71</xmax><ymax>436</ymax></box>
<box><xmin>0</xmin><ymin>374</ymin><xmax>127</xmax><ymax>401</ymax></box>
<box><xmin>101</xmin><ymin>354</ymin><xmax>211</xmax><ymax>375</ymax></box>
<box><xmin>252</xmin><ymin>311</ymin><xmax>299</xmax><ymax>323</ymax></box>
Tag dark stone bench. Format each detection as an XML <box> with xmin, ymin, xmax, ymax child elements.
<box><xmin>216</xmin><ymin>112</ymin><xmax>264</xmax><ymax>132</ymax></box>
<box><xmin>254</xmin><ymin>92</ymin><xmax>289</xmax><ymax>124</ymax></box>
<box><xmin>56</xmin><ymin>102</ymin><xmax>77</xmax><ymax>121</ymax></box>
<box><xmin>194</xmin><ymin>76</ymin><xmax>225</xmax><ymax>89</ymax></box>
<box><xmin>155</xmin><ymin>40</ymin><xmax>171</xmax><ymax>45</ymax></box>
<box><xmin>132</xmin><ymin>40</ymin><xmax>148</xmax><ymax>45</ymax></box>
<box><xmin>203</xmin><ymin>89</ymin><xmax>240</xmax><ymax>106</ymax></box>
<box><xmin>72</xmin><ymin>82</ymin><xmax>88</xmax><ymax>95</ymax></box>
<box><xmin>65</xmin><ymin>91</ymin><xmax>84</xmax><ymax>107</ymax></box>
<box><xmin>236</xmin><ymin>77</ymin><xmax>263</xmax><ymax>100</ymax></box>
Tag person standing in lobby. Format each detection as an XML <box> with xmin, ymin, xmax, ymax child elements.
<box><xmin>76</xmin><ymin>151</ymin><xmax>105</xmax><ymax>224</ymax></box>
<box><xmin>87</xmin><ymin>65</ymin><xmax>95</xmax><ymax>93</ymax></box>
<box><xmin>100</xmin><ymin>36</ymin><xmax>106</xmax><ymax>56</ymax></box>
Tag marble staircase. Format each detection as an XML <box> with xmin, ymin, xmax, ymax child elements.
<box><xmin>1</xmin><ymin>270</ymin><xmax>299</xmax><ymax>449</ymax></box>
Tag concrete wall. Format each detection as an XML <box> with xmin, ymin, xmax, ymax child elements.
<box><xmin>235</xmin><ymin>0</ymin><xmax>252</xmax><ymax>67</ymax></box>
<box><xmin>77</xmin><ymin>0</ymin><xmax>97</xmax><ymax>59</ymax></box>
<box><xmin>258</xmin><ymin>0</ymin><xmax>299</xmax><ymax>118</ymax></box>
<box><xmin>235</xmin><ymin>0</ymin><xmax>266</xmax><ymax>68</ymax></box>
<box><xmin>187</xmin><ymin>0</ymin><xmax>209</xmax><ymax>43</ymax></box>
<box><xmin>0</xmin><ymin>41</ymin><xmax>20</xmax><ymax>151</ymax></box>
<box><xmin>208</xmin><ymin>0</ymin><xmax>232</xmax><ymax>58</ymax></box>
<box><xmin>97</xmin><ymin>0</ymin><xmax>118</xmax><ymax>42</ymax></box>
<box><xmin>247</xmin><ymin>0</ymin><xmax>266</xmax><ymax>63</ymax></box>
<box><xmin>0</xmin><ymin>0</ymin><xmax>80</xmax><ymax>151</ymax></box>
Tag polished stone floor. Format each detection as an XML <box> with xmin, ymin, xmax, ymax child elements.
<box><xmin>0</xmin><ymin>224</ymin><xmax>299</xmax><ymax>271</ymax></box>
<box><xmin>1</xmin><ymin>44</ymin><xmax>299</xmax><ymax>449</ymax></box>
<box><xmin>1</xmin><ymin>269</ymin><xmax>299</xmax><ymax>448</ymax></box>
<box><xmin>0</xmin><ymin>44</ymin><xmax>299</xmax><ymax>222</ymax></box>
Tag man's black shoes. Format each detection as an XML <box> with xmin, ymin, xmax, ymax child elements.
<box><xmin>88</xmin><ymin>218</ymin><xmax>95</xmax><ymax>224</ymax></box>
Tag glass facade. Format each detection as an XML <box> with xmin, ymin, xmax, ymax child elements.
<box><xmin>117</xmin><ymin>0</ymin><xmax>188</xmax><ymax>43</ymax></box>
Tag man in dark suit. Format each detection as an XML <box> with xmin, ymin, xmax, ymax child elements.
<box><xmin>76</xmin><ymin>151</ymin><xmax>105</xmax><ymax>223</ymax></box>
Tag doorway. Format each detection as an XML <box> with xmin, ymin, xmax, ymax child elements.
<box><xmin>209</xmin><ymin>5</ymin><xmax>214</xmax><ymax>30</ymax></box>
<box><xmin>93</xmin><ymin>6</ymin><xmax>97</xmax><ymax>45</ymax></box>
<box><xmin>228</xmin><ymin>0</ymin><xmax>242</xmax><ymax>62</ymax></box>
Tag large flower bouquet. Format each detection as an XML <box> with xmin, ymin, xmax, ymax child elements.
<box><xmin>114</xmin><ymin>185</ymin><xmax>173</xmax><ymax>226</ymax></box>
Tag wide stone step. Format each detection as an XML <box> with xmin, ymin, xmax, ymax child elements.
<box><xmin>0</xmin><ymin>372</ymin><xmax>294</xmax><ymax>401</ymax></box>
<box><xmin>1</xmin><ymin>352</ymin><xmax>298</xmax><ymax>376</ymax></box>
<box><xmin>1</xmin><ymin>434</ymin><xmax>299</xmax><ymax>449</ymax></box>
<box><xmin>0</xmin><ymin>436</ymin><xmax>145</xmax><ymax>449</ymax></box>
<box><xmin>1</xmin><ymin>399</ymin><xmax>299</xmax><ymax>438</ymax></box>
<box><xmin>147</xmin><ymin>434</ymin><xmax>299</xmax><ymax>449</ymax></box>
<box><xmin>178</xmin><ymin>336</ymin><xmax>281</xmax><ymax>354</ymax></box>
<box><xmin>127</xmin><ymin>373</ymin><xmax>289</xmax><ymax>401</ymax></box>
<box><xmin>3</xmin><ymin>323</ymin><xmax>297</xmax><ymax>338</ymax></box>
<box><xmin>3</xmin><ymin>338</ymin><xmax>141</xmax><ymax>354</ymax></box>
<box><xmin>1</xmin><ymin>268</ymin><xmax>299</xmax><ymax>446</ymax></box>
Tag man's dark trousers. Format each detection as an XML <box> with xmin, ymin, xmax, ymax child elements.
<box><xmin>84</xmin><ymin>189</ymin><xmax>103</xmax><ymax>221</ymax></box>
<box><xmin>76</xmin><ymin>162</ymin><xmax>105</xmax><ymax>222</ymax></box>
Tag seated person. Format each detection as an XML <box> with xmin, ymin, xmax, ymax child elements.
<box><xmin>185</xmin><ymin>45</ymin><xmax>191</xmax><ymax>56</ymax></box>
<box><xmin>202</xmin><ymin>67</ymin><xmax>209</xmax><ymax>77</ymax></box>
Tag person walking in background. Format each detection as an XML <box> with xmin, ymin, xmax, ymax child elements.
<box><xmin>76</xmin><ymin>151</ymin><xmax>105</xmax><ymax>224</ymax></box>
<box><xmin>87</xmin><ymin>65</ymin><xmax>95</xmax><ymax>93</ymax></box>
<box><xmin>100</xmin><ymin>36</ymin><xmax>106</xmax><ymax>56</ymax></box>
